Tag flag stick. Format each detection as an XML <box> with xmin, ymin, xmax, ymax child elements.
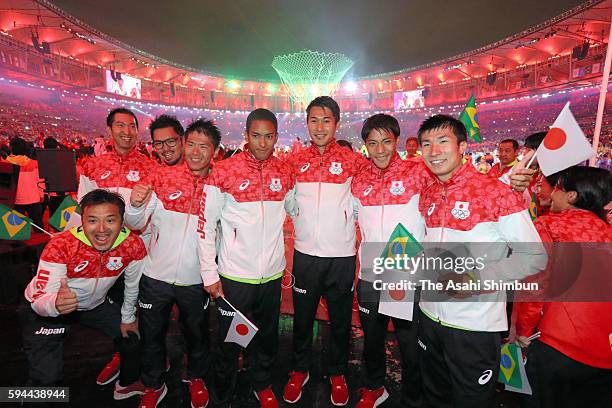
<box><xmin>525</xmin><ymin>151</ymin><xmax>537</xmax><ymax>169</ymax></box>
<box><xmin>589</xmin><ymin>16</ymin><xmax>612</xmax><ymax>167</ymax></box>
<box><xmin>526</xmin><ymin>331</ymin><xmax>541</xmax><ymax>342</ymax></box>
<box><xmin>29</xmin><ymin>221</ymin><xmax>54</xmax><ymax>237</ymax></box>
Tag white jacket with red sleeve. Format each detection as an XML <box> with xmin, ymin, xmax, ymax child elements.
<box><xmin>126</xmin><ymin>161</ymin><xmax>207</xmax><ymax>285</ymax></box>
<box><xmin>197</xmin><ymin>151</ymin><xmax>295</xmax><ymax>286</ymax></box>
<box><xmin>418</xmin><ymin>162</ymin><xmax>546</xmax><ymax>332</ymax></box>
<box><xmin>286</xmin><ymin>141</ymin><xmax>369</xmax><ymax>257</ymax></box>
<box><xmin>24</xmin><ymin>226</ymin><xmax>146</xmax><ymax>323</ymax></box>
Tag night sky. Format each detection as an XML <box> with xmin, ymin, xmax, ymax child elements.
<box><xmin>51</xmin><ymin>0</ymin><xmax>586</xmax><ymax>80</ymax></box>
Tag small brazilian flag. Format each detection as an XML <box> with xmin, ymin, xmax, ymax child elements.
<box><xmin>49</xmin><ymin>196</ymin><xmax>80</xmax><ymax>231</ymax></box>
<box><xmin>459</xmin><ymin>94</ymin><xmax>482</xmax><ymax>142</ymax></box>
<box><xmin>528</xmin><ymin>192</ymin><xmax>538</xmax><ymax>221</ymax></box>
<box><xmin>0</xmin><ymin>204</ymin><xmax>32</xmax><ymax>240</ymax></box>
<box><xmin>380</xmin><ymin>223</ymin><xmax>423</xmax><ymax>260</ymax></box>
<box><xmin>499</xmin><ymin>343</ymin><xmax>522</xmax><ymax>388</ymax></box>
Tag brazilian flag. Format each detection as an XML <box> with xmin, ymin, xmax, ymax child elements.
<box><xmin>459</xmin><ymin>94</ymin><xmax>482</xmax><ymax>142</ymax></box>
<box><xmin>528</xmin><ymin>192</ymin><xmax>538</xmax><ymax>221</ymax></box>
<box><xmin>380</xmin><ymin>223</ymin><xmax>423</xmax><ymax>260</ymax></box>
<box><xmin>49</xmin><ymin>196</ymin><xmax>80</xmax><ymax>231</ymax></box>
<box><xmin>499</xmin><ymin>343</ymin><xmax>522</xmax><ymax>388</ymax></box>
<box><xmin>0</xmin><ymin>204</ymin><xmax>32</xmax><ymax>240</ymax></box>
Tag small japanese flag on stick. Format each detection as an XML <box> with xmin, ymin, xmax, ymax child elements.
<box><xmin>223</xmin><ymin>297</ymin><xmax>258</xmax><ymax>348</ymax></box>
<box><xmin>535</xmin><ymin>102</ymin><xmax>595</xmax><ymax>176</ymax></box>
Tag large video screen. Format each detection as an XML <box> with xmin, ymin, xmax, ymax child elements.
<box><xmin>394</xmin><ymin>90</ymin><xmax>425</xmax><ymax>111</ymax></box>
<box><xmin>105</xmin><ymin>70</ymin><xmax>141</xmax><ymax>99</ymax></box>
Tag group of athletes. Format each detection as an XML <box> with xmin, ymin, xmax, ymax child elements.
<box><xmin>19</xmin><ymin>95</ymin><xmax>611</xmax><ymax>408</ymax></box>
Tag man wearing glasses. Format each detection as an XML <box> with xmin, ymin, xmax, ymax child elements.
<box><xmin>150</xmin><ymin>115</ymin><xmax>185</xmax><ymax>167</ymax></box>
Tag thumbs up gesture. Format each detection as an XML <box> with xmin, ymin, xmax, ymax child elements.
<box><xmin>130</xmin><ymin>184</ymin><xmax>153</xmax><ymax>208</ymax></box>
<box><xmin>55</xmin><ymin>278</ymin><xmax>78</xmax><ymax>314</ymax></box>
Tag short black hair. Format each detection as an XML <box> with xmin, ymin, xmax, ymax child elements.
<box><xmin>557</xmin><ymin>166</ymin><xmax>612</xmax><ymax>222</ymax></box>
<box><xmin>417</xmin><ymin>114</ymin><xmax>467</xmax><ymax>146</ymax></box>
<box><xmin>500</xmin><ymin>139</ymin><xmax>519</xmax><ymax>150</ymax></box>
<box><xmin>336</xmin><ymin>140</ymin><xmax>353</xmax><ymax>150</ymax></box>
<box><xmin>524</xmin><ymin>132</ymin><xmax>547</xmax><ymax>150</ymax></box>
<box><xmin>246</xmin><ymin>108</ymin><xmax>277</xmax><ymax>132</ymax></box>
<box><xmin>149</xmin><ymin>115</ymin><xmax>184</xmax><ymax>140</ymax></box>
<box><xmin>43</xmin><ymin>137</ymin><xmax>59</xmax><ymax>149</ymax></box>
<box><xmin>361</xmin><ymin>114</ymin><xmax>400</xmax><ymax>142</ymax></box>
<box><xmin>79</xmin><ymin>189</ymin><xmax>125</xmax><ymax>221</ymax></box>
<box><xmin>9</xmin><ymin>137</ymin><xmax>28</xmax><ymax>155</ymax></box>
<box><xmin>106</xmin><ymin>108</ymin><xmax>139</xmax><ymax>129</ymax></box>
<box><xmin>306</xmin><ymin>96</ymin><xmax>340</xmax><ymax>123</ymax></box>
<box><xmin>185</xmin><ymin>118</ymin><xmax>221</xmax><ymax>149</ymax></box>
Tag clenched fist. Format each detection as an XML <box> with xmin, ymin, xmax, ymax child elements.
<box><xmin>55</xmin><ymin>278</ymin><xmax>78</xmax><ymax>314</ymax></box>
<box><xmin>130</xmin><ymin>184</ymin><xmax>153</xmax><ymax>208</ymax></box>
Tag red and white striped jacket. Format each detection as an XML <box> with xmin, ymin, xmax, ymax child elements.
<box><xmin>516</xmin><ymin>209</ymin><xmax>612</xmax><ymax>369</ymax></box>
<box><xmin>24</xmin><ymin>227</ymin><xmax>146</xmax><ymax>323</ymax></box>
<box><xmin>287</xmin><ymin>141</ymin><xmax>369</xmax><ymax>257</ymax></box>
<box><xmin>126</xmin><ymin>161</ymin><xmax>207</xmax><ymax>285</ymax></box>
<box><xmin>197</xmin><ymin>150</ymin><xmax>295</xmax><ymax>285</ymax></box>
<box><xmin>418</xmin><ymin>162</ymin><xmax>546</xmax><ymax>332</ymax></box>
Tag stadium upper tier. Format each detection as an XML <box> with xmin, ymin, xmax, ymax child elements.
<box><xmin>0</xmin><ymin>0</ymin><xmax>610</xmax><ymax>111</ymax></box>
<box><xmin>1</xmin><ymin>73</ymin><xmax>609</xmax><ymax>150</ymax></box>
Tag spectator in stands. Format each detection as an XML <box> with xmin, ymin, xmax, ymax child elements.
<box><xmin>489</xmin><ymin>139</ymin><xmax>519</xmax><ymax>178</ymax></box>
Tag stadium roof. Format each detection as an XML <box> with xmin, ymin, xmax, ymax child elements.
<box><xmin>0</xmin><ymin>0</ymin><xmax>609</xmax><ymax>86</ymax></box>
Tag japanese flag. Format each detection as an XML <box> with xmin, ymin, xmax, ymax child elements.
<box><xmin>378</xmin><ymin>269</ymin><xmax>416</xmax><ymax>321</ymax></box>
<box><xmin>536</xmin><ymin>102</ymin><xmax>595</xmax><ymax>176</ymax></box>
<box><xmin>223</xmin><ymin>298</ymin><xmax>258</xmax><ymax>348</ymax></box>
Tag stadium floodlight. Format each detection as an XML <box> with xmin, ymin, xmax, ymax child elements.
<box><xmin>271</xmin><ymin>50</ymin><xmax>354</xmax><ymax>110</ymax></box>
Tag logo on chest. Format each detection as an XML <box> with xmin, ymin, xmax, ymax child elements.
<box><xmin>269</xmin><ymin>178</ymin><xmax>282</xmax><ymax>192</ymax></box>
<box><xmin>329</xmin><ymin>162</ymin><xmax>343</xmax><ymax>175</ymax></box>
<box><xmin>238</xmin><ymin>180</ymin><xmax>250</xmax><ymax>191</ymax></box>
<box><xmin>100</xmin><ymin>170</ymin><xmax>111</xmax><ymax>180</ymax></box>
<box><xmin>106</xmin><ymin>257</ymin><xmax>123</xmax><ymax>271</ymax></box>
<box><xmin>451</xmin><ymin>201</ymin><xmax>470</xmax><ymax>220</ymax></box>
<box><xmin>300</xmin><ymin>163</ymin><xmax>310</xmax><ymax>173</ymax></box>
<box><xmin>389</xmin><ymin>180</ymin><xmax>405</xmax><ymax>196</ymax></box>
<box><xmin>126</xmin><ymin>170</ymin><xmax>140</xmax><ymax>182</ymax></box>
<box><xmin>74</xmin><ymin>260</ymin><xmax>90</xmax><ymax>273</ymax></box>
<box><xmin>168</xmin><ymin>191</ymin><xmax>182</xmax><ymax>200</ymax></box>
<box><xmin>363</xmin><ymin>185</ymin><xmax>373</xmax><ymax>197</ymax></box>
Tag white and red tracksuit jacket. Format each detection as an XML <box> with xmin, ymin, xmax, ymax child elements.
<box><xmin>78</xmin><ymin>146</ymin><xmax>157</xmax><ymax>204</ymax></box>
<box><xmin>418</xmin><ymin>162</ymin><xmax>546</xmax><ymax>332</ymax></box>
<box><xmin>516</xmin><ymin>209</ymin><xmax>612</xmax><ymax>369</ymax></box>
<box><xmin>197</xmin><ymin>150</ymin><xmax>295</xmax><ymax>286</ymax></box>
<box><xmin>351</xmin><ymin>153</ymin><xmax>432</xmax><ymax>277</ymax></box>
<box><xmin>126</xmin><ymin>161</ymin><xmax>207</xmax><ymax>285</ymax></box>
<box><xmin>287</xmin><ymin>141</ymin><xmax>369</xmax><ymax>257</ymax></box>
<box><xmin>24</xmin><ymin>227</ymin><xmax>146</xmax><ymax>323</ymax></box>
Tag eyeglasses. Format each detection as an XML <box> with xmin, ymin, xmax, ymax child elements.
<box><xmin>152</xmin><ymin>137</ymin><xmax>180</xmax><ymax>149</ymax></box>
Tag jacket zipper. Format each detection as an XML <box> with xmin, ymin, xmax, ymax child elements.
<box><xmin>259</xmin><ymin>164</ymin><xmax>265</xmax><ymax>280</ymax></box>
<box><xmin>379</xmin><ymin>169</ymin><xmax>385</xmax><ymax>240</ymax></box>
<box><xmin>314</xmin><ymin>155</ymin><xmax>323</xmax><ymax>253</ymax></box>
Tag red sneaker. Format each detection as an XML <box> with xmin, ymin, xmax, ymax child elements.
<box><xmin>187</xmin><ymin>378</ymin><xmax>209</xmax><ymax>408</ymax></box>
<box><xmin>96</xmin><ymin>352</ymin><xmax>120</xmax><ymax>385</ymax></box>
<box><xmin>113</xmin><ymin>379</ymin><xmax>146</xmax><ymax>400</ymax></box>
<box><xmin>138</xmin><ymin>384</ymin><xmax>168</xmax><ymax>408</ymax></box>
<box><xmin>283</xmin><ymin>371</ymin><xmax>309</xmax><ymax>403</ymax></box>
<box><xmin>330</xmin><ymin>375</ymin><xmax>349</xmax><ymax>406</ymax></box>
<box><xmin>254</xmin><ymin>386</ymin><xmax>278</xmax><ymax>408</ymax></box>
<box><xmin>355</xmin><ymin>386</ymin><xmax>389</xmax><ymax>408</ymax></box>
